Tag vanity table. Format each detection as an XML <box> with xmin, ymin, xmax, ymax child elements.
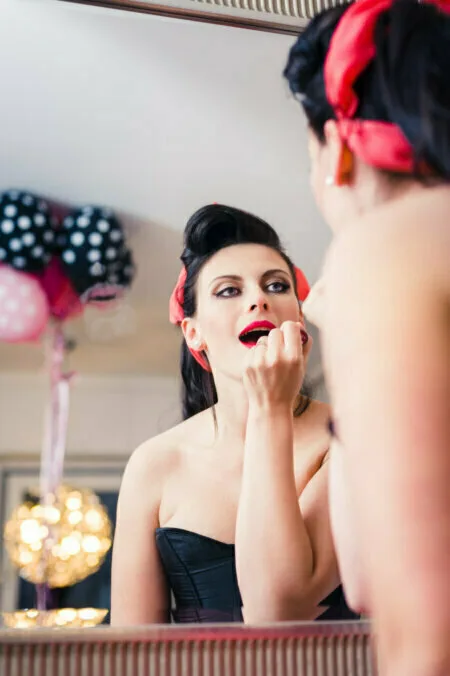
<box><xmin>0</xmin><ymin>620</ymin><xmax>373</xmax><ymax>675</ymax></box>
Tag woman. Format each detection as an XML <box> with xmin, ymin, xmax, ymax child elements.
<box><xmin>111</xmin><ymin>204</ymin><xmax>356</xmax><ymax>624</ymax></box>
<box><xmin>284</xmin><ymin>0</ymin><xmax>450</xmax><ymax>674</ymax></box>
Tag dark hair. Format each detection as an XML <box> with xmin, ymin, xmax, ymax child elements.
<box><xmin>179</xmin><ymin>204</ymin><xmax>310</xmax><ymax>420</ymax></box>
<box><xmin>284</xmin><ymin>0</ymin><xmax>450</xmax><ymax>179</ymax></box>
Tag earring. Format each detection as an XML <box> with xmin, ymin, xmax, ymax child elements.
<box><xmin>325</xmin><ymin>175</ymin><xmax>335</xmax><ymax>187</ymax></box>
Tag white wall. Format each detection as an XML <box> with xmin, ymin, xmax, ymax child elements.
<box><xmin>0</xmin><ymin>373</ymin><xmax>179</xmax><ymax>457</ymax></box>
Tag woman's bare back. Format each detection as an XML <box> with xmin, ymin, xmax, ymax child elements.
<box><xmin>319</xmin><ymin>186</ymin><xmax>450</xmax><ymax>660</ymax></box>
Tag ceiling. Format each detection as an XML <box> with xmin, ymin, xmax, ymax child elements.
<box><xmin>0</xmin><ymin>0</ymin><xmax>331</xmax><ymax>377</ymax></box>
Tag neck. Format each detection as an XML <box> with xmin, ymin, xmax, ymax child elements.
<box><xmin>353</xmin><ymin>164</ymin><xmax>427</xmax><ymax>222</ymax></box>
<box><xmin>212</xmin><ymin>373</ymin><xmax>249</xmax><ymax>441</ymax></box>
<box><xmin>210</xmin><ymin>373</ymin><xmax>305</xmax><ymax>441</ymax></box>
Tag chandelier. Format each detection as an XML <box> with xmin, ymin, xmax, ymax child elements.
<box><xmin>3</xmin><ymin>484</ymin><xmax>112</xmax><ymax>588</ymax></box>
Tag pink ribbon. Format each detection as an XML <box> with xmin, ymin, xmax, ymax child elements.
<box><xmin>37</xmin><ymin>324</ymin><xmax>75</xmax><ymax>611</ymax></box>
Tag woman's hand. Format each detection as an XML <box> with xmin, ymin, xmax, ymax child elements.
<box><xmin>243</xmin><ymin>321</ymin><xmax>312</xmax><ymax>411</ymax></box>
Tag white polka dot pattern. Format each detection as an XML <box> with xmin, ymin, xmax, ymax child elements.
<box><xmin>0</xmin><ymin>194</ymin><xmax>135</xmax><ymax>309</ymax></box>
<box><xmin>0</xmin><ymin>191</ymin><xmax>55</xmax><ymax>273</ymax></box>
<box><xmin>59</xmin><ymin>206</ymin><xmax>135</xmax><ymax>298</ymax></box>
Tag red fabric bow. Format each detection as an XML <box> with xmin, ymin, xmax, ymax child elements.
<box><xmin>324</xmin><ymin>0</ymin><xmax>450</xmax><ymax>173</ymax></box>
<box><xmin>169</xmin><ymin>265</ymin><xmax>310</xmax><ymax>372</ymax></box>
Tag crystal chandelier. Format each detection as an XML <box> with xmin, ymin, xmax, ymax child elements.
<box><xmin>3</xmin><ymin>484</ymin><xmax>112</xmax><ymax>588</ymax></box>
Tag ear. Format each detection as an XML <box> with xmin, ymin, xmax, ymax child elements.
<box><xmin>181</xmin><ymin>317</ymin><xmax>206</xmax><ymax>352</ymax></box>
<box><xmin>323</xmin><ymin>120</ymin><xmax>354</xmax><ymax>186</ymax></box>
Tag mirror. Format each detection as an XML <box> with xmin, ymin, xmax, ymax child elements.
<box><xmin>0</xmin><ymin>0</ymin><xmax>356</xmax><ymax>629</ymax></box>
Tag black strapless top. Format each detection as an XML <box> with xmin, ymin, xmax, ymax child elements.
<box><xmin>155</xmin><ymin>527</ymin><xmax>358</xmax><ymax>623</ymax></box>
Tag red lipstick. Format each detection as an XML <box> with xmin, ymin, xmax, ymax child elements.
<box><xmin>239</xmin><ymin>320</ymin><xmax>276</xmax><ymax>348</ymax></box>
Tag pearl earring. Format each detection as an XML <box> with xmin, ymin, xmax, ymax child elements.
<box><xmin>325</xmin><ymin>175</ymin><xmax>335</xmax><ymax>186</ymax></box>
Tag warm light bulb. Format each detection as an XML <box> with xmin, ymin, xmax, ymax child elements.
<box><xmin>18</xmin><ymin>551</ymin><xmax>33</xmax><ymax>565</ymax></box>
<box><xmin>82</xmin><ymin>535</ymin><xmax>100</xmax><ymax>554</ymax></box>
<box><xmin>60</xmin><ymin>536</ymin><xmax>81</xmax><ymax>556</ymax></box>
<box><xmin>65</xmin><ymin>493</ymin><xmax>82</xmax><ymax>511</ymax></box>
<box><xmin>67</xmin><ymin>510</ymin><xmax>82</xmax><ymax>525</ymax></box>
<box><xmin>20</xmin><ymin>519</ymin><xmax>41</xmax><ymax>544</ymax></box>
<box><xmin>84</xmin><ymin>509</ymin><xmax>103</xmax><ymax>531</ymax></box>
<box><xmin>44</xmin><ymin>506</ymin><xmax>60</xmax><ymax>524</ymax></box>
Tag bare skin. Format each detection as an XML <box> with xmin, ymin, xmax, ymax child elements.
<box><xmin>111</xmin><ymin>396</ymin><xmax>337</xmax><ymax>625</ymax></box>
<box><xmin>306</xmin><ymin>121</ymin><xmax>450</xmax><ymax>676</ymax></box>
<box><xmin>111</xmin><ymin>244</ymin><xmax>340</xmax><ymax>626</ymax></box>
<box><xmin>322</xmin><ymin>189</ymin><xmax>450</xmax><ymax>676</ymax></box>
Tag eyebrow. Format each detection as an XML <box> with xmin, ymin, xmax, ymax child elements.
<box><xmin>262</xmin><ymin>268</ymin><xmax>291</xmax><ymax>279</ymax></box>
<box><xmin>209</xmin><ymin>269</ymin><xmax>291</xmax><ymax>288</ymax></box>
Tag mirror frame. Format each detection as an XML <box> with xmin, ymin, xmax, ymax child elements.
<box><xmin>55</xmin><ymin>0</ymin><xmax>349</xmax><ymax>35</ymax></box>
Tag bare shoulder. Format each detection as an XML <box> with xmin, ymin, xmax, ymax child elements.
<box><xmin>118</xmin><ymin>419</ymin><xmax>189</xmax><ymax>507</ymax></box>
<box><xmin>120</xmin><ymin>412</ymin><xmax>213</xmax><ymax>504</ymax></box>
<box><xmin>123</xmin><ymin>429</ymin><xmax>180</xmax><ymax>489</ymax></box>
<box><xmin>321</xmin><ymin>188</ymin><xmax>450</xmax><ymax>406</ymax></box>
<box><xmin>326</xmin><ymin>188</ymin><xmax>450</xmax><ymax>289</ymax></box>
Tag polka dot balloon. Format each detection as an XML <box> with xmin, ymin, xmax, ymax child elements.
<box><xmin>0</xmin><ymin>190</ymin><xmax>55</xmax><ymax>273</ymax></box>
<box><xmin>0</xmin><ymin>265</ymin><xmax>49</xmax><ymax>343</ymax></box>
<box><xmin>59</xmin><ymin>206</ymin><xmax>135</xmax><ymax>302</ymax></box>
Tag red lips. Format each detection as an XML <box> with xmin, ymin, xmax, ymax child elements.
<box><xmin>239</xmin><ymin>320</ymin><xmax>276</xmax><ymax>348</ymax></box>
<box><xmin>239</xmin><ymin>320</ymin><xmax>276</xmax><ymax>337</ymax></box>
<box><xmin>239</xmin><ymin>321</ymin><xmax>309</xmax><ymax>349</ymax></box>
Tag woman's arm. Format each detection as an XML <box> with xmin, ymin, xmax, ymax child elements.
<box><xmin>235</xmin><ymin>323</ymin><xmax>339</xmax><ymax>622</ymax></box>
<box><xmin>323</xmin><ymin>220</ymin><xmax>450</xmax><ymax>676</ymax></box>
<box><xmin>328</xmin><ymin>438</ymin><xmax>367</xmax><ymax>612</ymax></box>
<box><xmin>237</xmin><ymin>408</ymin><xmax>339</xmax><ymax>622</ymax></box>
<box><xmin>111</xmin><ymin>442</ymin><xmax>170</xmax><ymax>625</ymax></box>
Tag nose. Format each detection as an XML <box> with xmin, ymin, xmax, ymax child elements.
<box><xmin>250</xmin><ymin>301</ymin><xmax>268</xmax><ymax>311</ymax></box>
<box><xmin>248</xmin><ymin>288</ymin><xmax>269</xmax><ymax>313</ymax></box>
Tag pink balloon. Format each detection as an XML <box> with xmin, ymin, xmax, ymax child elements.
<box><xmin>0</xmin><ymin>265</ymin><xmax>49</xmax><ymax>343</ymax></box>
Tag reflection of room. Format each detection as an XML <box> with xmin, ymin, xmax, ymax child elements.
<box><xmin>0</xmin><ymin>370</ymin><xmax>179</xmax><ymax>620</ymax></box>
<box><xmin>0</xmin><ymin>0</ymin><xmax>331</xmax><ymax>630</ymax></box>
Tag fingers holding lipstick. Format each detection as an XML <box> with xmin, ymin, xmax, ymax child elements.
<box><xmin>244</xmin><ymin>321</ymin><xmax>309</xmax><ymax>409</ymax></box>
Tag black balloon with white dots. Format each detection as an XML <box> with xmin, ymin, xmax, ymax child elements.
<box><xmin>58</xmin><ymin>206</ymin><xmax>135</xmax><ymax>301</ymax></box>
<box><xmin>0</xmin><ymin>190</ymin><xmax>55</xmax><ymax>273</ymax></box>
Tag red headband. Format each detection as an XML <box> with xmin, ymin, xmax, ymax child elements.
<box><xmin>324</xmin><ymin>0</ymin><xmax>450</xmax><ymax>173</ymax></box>
<box><xmin>169</xmin><ymin>265</ymin><xmax>310</xmax><ymax>371</ymax></box>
